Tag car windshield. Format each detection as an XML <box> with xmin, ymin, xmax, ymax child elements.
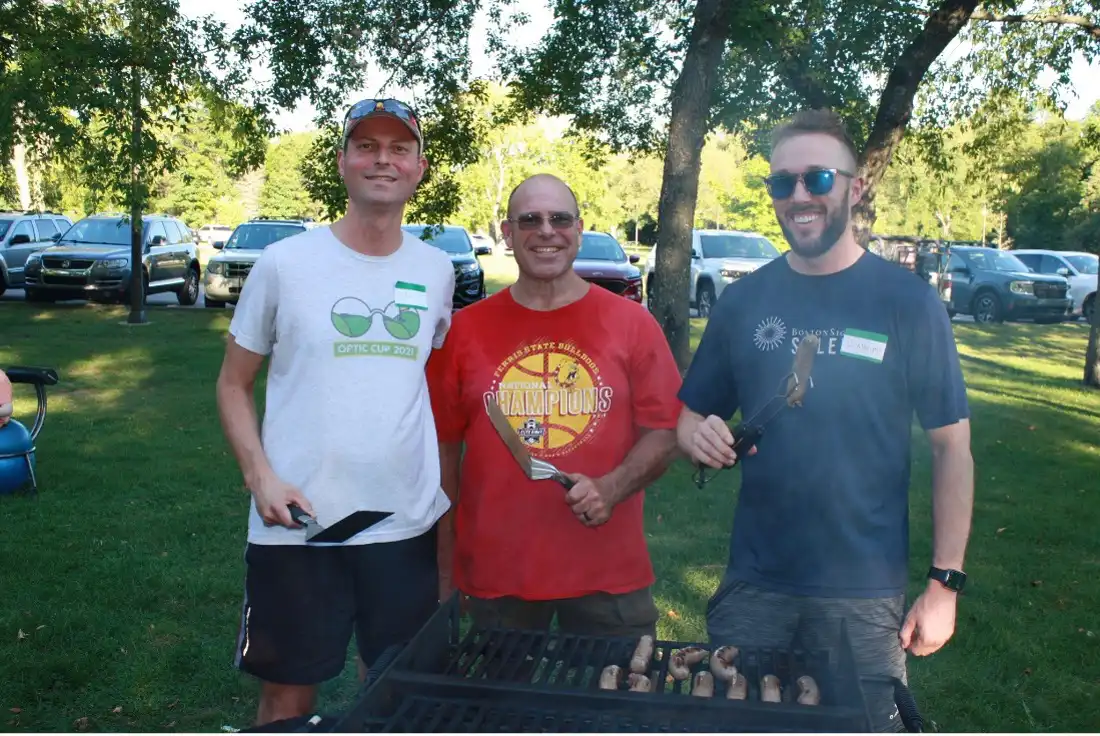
<box><xmin>700</xmin><ymin>234</ymin><xmax>780</xmax><ymax>259</ymax></box>
<box><xmin>225</xmin><ymin>223</ymin><xmax>303</xmax><ymax>250</ymax></box>
<box><xmin>1066</xmin><ymin>254</ymin><xmax>1099</xmax><ymax>275</ymax></box>
<box><xmin>0</xmin><ymin>220</ymin><xmax>11</xmax><ymax>238</ymax></box>
<box><xmin>577</xmin><ymin>232</ymin><xmax>627</xmax><ymax>261</ymax></box>
<box><xmin>964</xmin><ymin>249</ymin><xmax>1030</xmax><ymax>273</ymax></box>
<box><xmin>62</xmin><ymin>218</ymin><xmax>134</xmax><ymax>245</ymax></box>
<box><xmin>404</xmin><ymin>226</ymin><xmax>472</xmax><ymax>254</ymax></box>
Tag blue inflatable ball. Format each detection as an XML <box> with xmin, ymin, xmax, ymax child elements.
<box><xmin>0</xmin><ymin>419</ymin><xmax>35</xmax><ymax>495</ymax></box>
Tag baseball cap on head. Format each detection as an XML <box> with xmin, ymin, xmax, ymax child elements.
<box><xmin>341</xmin><ymin>98</ymin><xmax>423</xmax><ymax>150</ymax></box>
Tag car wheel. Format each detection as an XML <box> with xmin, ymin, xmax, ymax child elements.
<box><xmin>697</xmin><ymin>282</ymin><xmax>715</xmax><ymax>318</ymax></box>
<box><xmin>972</xmin><ymin>291</ymin><xmax>1002</xmax><ymax>324</ymax></box>
<box><xmin>176</xmin><ymin>266</ymin><xmax>199</xmax><ymax>306</ymax></box>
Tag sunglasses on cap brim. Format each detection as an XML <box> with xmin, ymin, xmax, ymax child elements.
<box><xmin>764</xmin><ymin>168</ymin><xmax>855</xmax><ymax>199</ymax></box>
<box><xmin>343</xmin><ymin>99</ymin><xmax>423</xmax><ymax>143</ymax></box>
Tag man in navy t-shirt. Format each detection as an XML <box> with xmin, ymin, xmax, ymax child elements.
<box><xmin>676</xmin><ymin>109</ymin><xmax>974</xmax><ymax>732</ymax></box>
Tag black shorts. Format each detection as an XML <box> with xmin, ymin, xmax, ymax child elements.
<box><xmin>234</xmin><ymin>525</ymin><xmax>438</xmax><ymax>686</ymax></box>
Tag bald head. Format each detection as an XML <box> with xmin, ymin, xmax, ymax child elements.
<box><xmin>506</xmin><ymin>174</ymin><xmax>580</xmax><ymax>219</ymax></box>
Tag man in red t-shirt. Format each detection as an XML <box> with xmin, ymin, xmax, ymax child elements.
<box><xmin>426</xmin><ymin>173</ymin><xmax>683</xmax><ymax>636</ymax></box>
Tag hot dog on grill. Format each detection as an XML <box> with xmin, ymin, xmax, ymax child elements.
<box><xmin>678</xmin><ymin>646</ymin><xmax>710</xmax><ymax>666</ymax></box>
<box><xmin>630</xmin><ymin>635</ymin><xmax>654</xmax><ymax>674</ymax></box>
<box><xmin>725</xmin><ymin>672</ymin><xmax>748</xmax><ymax>700</ymax></box>
<box><xmin>709</xmin><ymin>645</ymin><xmax>739</xmax><ymax>681</ymax></box>
<box><xmin>628</xmin><ymin>672</ymin><xmax>653</xmax><ymax>692</ymax></box>
<box><xmin>667</xmin><ymin>652</ymin><xmax>690</xmax><ymax>681</ymax></box>
<box><xmin>691</xmin><ymin>671</ymin><xmax>715</xmax><ymax>697</ymax></box>
<box><xmin>761</xmin><ymin>674</ymin><xmax>782</xmax><ymax>703</ymax></box>
<box><xmin>796</xmin><ymin>675</ymin><xmax>820</xmax><ymax>705</ymax></box>
<box><xmin>599</xmin><ymin>664</ymin><xmax>623</xmax><ymax>690</ymax></box>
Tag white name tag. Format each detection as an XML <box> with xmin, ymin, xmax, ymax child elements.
<box><xmin>839</xmin><ymin>328</ymin><xmax>888</xmax><ymax>363</ymax></box>
<box><xmin>394</xmin><ymin>280</ymin><xmax>429</xmax><ymax>311</ymax></box>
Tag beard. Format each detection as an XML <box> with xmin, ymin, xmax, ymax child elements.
<box><xmin>779</xmin><ymin>191</ymin><xmax>850</xmax><ymax>259</ymax></box>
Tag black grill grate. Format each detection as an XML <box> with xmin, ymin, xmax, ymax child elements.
<box><xmin>332</xmin><ymin>596</ymin><xmax>876</xmax><ymax>733</ymax></box>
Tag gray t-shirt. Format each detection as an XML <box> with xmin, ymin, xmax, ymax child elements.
<box><xmin>229</xmin><ymin>225</ymin><xmax>456</xmax><ymax>546</ymax></box>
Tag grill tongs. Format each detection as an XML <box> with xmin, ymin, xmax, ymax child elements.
<box><xmin>693</xmin><ymin>333</ymin><xmax>819</xmax><ymax>489</ymax></box>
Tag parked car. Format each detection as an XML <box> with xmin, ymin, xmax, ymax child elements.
<box><xmin>1012</xmin><ymin>249</ymin><xmax>1098</xmax><ymax>323</ymax></box>
<box><xmin>470</xmin><ymin>232</ymin><xmax>496</xmax><ymax>255</ymax></box>
<box><xmin>943</xmin><ymin>246</ymin><xmax>1072</xmax><ymax>324</ymax></box>
<box><xmin>573</xmin><ymin>231</ymin><xmax>643</xmax><ymax>303</ymax></box>
<box><xmin>203</xmin><ymin>217</ymin><xmax>311</xmax><ymax>308</ymax></box>
<box><xmin>195</xmin><ymin>223</ymin><xmax>234</xmax><ymax>246</ymax></box>
<box><xmin>22</xmin><ymin>212</ymin><xmax>200</xmax><ymax>305</ymax></box>
<box><xmin>644</xmin><ymin>229</ymin><xmax>781</xmax><ymax>316</ymax></box>
<box><xmin>402</xmin><ymin>224</ymin><xmax>489</xmax><ymax>309</ymax></box>
<box><xmin>0</xmin><ymin>211</ymin><xmax>74</xmax><ymax>296</ymax></box>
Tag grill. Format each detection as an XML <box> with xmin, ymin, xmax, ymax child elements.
<box><xmin>588</xmin><ymin>278</ymin><xmax>629</xmax><ymax>295</ymax></box>
<box><xmin>1034</xmin><ymin>282</ymin><xmax>1067</xmax><ymax>299</ymax></box>
<box><xmin>226</xmin><ymin>262</ymin><xmax>253</xmax><ymax>279</ymax></box>
<box><xmin>43</xmin><ymin>257</ymin><xmax>95</xmax><ymax>270</ymax></box>
<box><xmin>311</xmin><ymin>596</ymin><xmax>922</xmax><ymax>734</ymax></box>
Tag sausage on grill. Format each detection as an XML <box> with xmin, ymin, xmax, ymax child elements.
<box><xmin>725</xmin><ymin>672</ymin><xmax>748</xmax><ymax>700</ymax></box>
<box><xmin>599</xmin><ymin>664</ymin><xmax>623</xmax><ymax>690</ymax></box>
<box><xmin>691</xmin><ymin>671</ymin><xmax>715</xmax><ymax>697</ymax></box>
<box><xmin>796</xmin><ymin>675</ymin><xmax>820</xmax><ymax>705</ymax></box>
<box><xmin>761</xmin><ymin>674</ymin><xmax>782</xmax><ymax>702</ymax></box>
<box><xmin>630</xmin><ymin>635</ymin><xmax>654</xmax><ymax>674</ymax></box>
<box><xmin>628</xmin><ymin>672</ymin><xmax>653</xmax><ymax>692</ymax></box>
<box><xmin>667</xmin><ymin>652</ymin><xmax>690</xmax><ymax>681</ymax></box>
<box><xmin>709</xmin><ymin>645</ymin><xmax>739</xmax><ymax>681</ymax></box>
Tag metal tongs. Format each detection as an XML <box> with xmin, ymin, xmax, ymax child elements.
<box><xmin>693</xmin><ymin>334</ymin><xmax>820</xmax><ymax>489</ymax></box>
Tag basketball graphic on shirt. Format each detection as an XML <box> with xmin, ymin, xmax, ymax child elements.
<box><xmin>485</xmin><ymin>341</ymin><xmax>614</xmax><ymax>459</ymax></box>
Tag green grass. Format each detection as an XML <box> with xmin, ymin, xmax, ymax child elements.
<box><xmin>1</xmin><ymin>298</ymin><xmax>1099</xmax><ymax>732</ymax></box>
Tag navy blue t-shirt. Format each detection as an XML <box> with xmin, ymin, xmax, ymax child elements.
<box><xmin>678</xmin><ymin>251</ymin><xmax>969</xmax><ymax>598</ymax></box>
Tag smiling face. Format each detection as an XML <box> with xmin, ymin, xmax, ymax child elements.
<box><xmin>502</xmin><ymin>176</ymin><xmax>583</xmax><ymax>282</ymax></box>
<box><xmin>337</xmin><ymin>116</ymin><xmax>427</xmax><ymax>209</ymax></box>
<box><xmin>769</xmin><ymin>133</ymin><xmax>863</xmax><ymax>259</ymax></box>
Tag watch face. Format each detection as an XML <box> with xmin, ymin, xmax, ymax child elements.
<box><xmin>931</xmin><ymin>567</ymin><xmax>966</xmax><ymax>591</ymax></box>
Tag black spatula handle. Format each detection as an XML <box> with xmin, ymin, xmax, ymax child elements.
<box><xmin>287</xmin><ymin>504</ymin><xmax>313</xmax><ymax>526</ymax></box>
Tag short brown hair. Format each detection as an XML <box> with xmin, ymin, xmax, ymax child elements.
<box><xmin>770</xmin><ymin>109</ymin><xmax>859</xmax><ymax>167</ymax></box>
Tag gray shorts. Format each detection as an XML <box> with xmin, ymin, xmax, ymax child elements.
<box><xmin>707</xmin><ymin>578</ymin><xmax>908</xmax><ymax>733</ymax></box>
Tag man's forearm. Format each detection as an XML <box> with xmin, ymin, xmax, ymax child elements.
<box><xmin>602</xmin><ymin>428</ymin><xmax>679</xmax><ymax>505</ymax></box>
<box><xmin>930</xmin><ymin>436</ymin><xmax>974</xmax><ymax>570</ymax></box>
<box><xmin>216</xmin><ymin>377</ymin><xmax>273</xmax><ymax>489</ymax></box>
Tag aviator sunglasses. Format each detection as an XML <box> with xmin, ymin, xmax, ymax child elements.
<box><xmin>510</xmin><ymin>211</ymin><xmax>577</xmax><ymax>231</ymax></box>
<box><xmin>764</xmin><ymin>168</ymin><xmax>854</xmax><ymax>199</ymax></box>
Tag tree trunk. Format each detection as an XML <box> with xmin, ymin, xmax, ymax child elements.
<box><xmin>127</xmin><ymin>0</ymin><xmax>147</xmax><ymax>325</ymax></box>
<box><xmin>650</xmin><ymin>0</ymin><xmax>736</xmax><ymax>370</ymax></box>
<box><xmin>1086</xmin><ymin>269</ymin><xmax>1100</xmax><ymax>388</ymax></box>
<box><xmin>12</xmin><ymin>143</ymin><xmax>31</xmax><ymax>210</ymax></box>
<box><xmin>851</xmin><ymin>0</ymin><xmax>980</xmax><ymax>246</ymax></box>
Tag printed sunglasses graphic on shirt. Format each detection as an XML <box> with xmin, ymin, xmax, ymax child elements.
<box><xmin>329</xmin><ymin>281</ymin><xmax>428</xmax><ymax>359</ymax></box>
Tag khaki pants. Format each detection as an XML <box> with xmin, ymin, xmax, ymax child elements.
<box><xmin>466</xmin><ymin>586</ymin><xmax>659</xmax><ymax>639</ymax></box>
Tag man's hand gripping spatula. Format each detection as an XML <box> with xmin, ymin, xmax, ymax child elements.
<box><xmin>485</xmin><ymin>396</ymin><xmax>576</xmax><ymax>490</ymax></box>
<box><xmin>693</xmin><ymin>334</ymin><xmax>820</xmax><ymax>489</ymax></box>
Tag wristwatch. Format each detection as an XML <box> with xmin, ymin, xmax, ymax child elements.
<box><xmin>928</xmin><ymin>566</ymin><xmax>967</xmax><ymax>592</ymax></box>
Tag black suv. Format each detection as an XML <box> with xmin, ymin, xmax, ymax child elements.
<box><xmin>944</xmin><ymin>246</ymin><xmax>1072</xmax><ymax>323</ymax></box>
<box><xmin>402</xmin><ymin>224</ymin><xmax>490</xmax><ymax>309</ymax></box>
<box><xmin>23</xmin><ymin>213</ymin><xmax>201</xmax><ymax>305</ymax></box>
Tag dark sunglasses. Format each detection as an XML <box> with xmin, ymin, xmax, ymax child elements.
<box><xmin>764</xmin><ymin>168</ymin><xmax>854</xmax><ymax>199</ymax></box>
<box><xmin>511</xmin><ymin>212</ymin><xmax>577</xmax><ymax>231</ymax></box>
<box><xmin>343</xmin><ymin>98</ymin><xmax>423</xmax><ymax>141</ymax></box>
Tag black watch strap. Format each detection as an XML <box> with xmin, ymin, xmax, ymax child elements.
<box><xmin>928</xmin><ymin>566</ymin><xmax>966</xmax><ymax>592</ymax></box>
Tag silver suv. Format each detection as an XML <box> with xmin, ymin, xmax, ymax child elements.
<box><xmin>0</xmin><ymin>211</ymin><xmax>74</xmax><ymax>296</ymax></box>
<box><xmin>203</xmin><ymin>218</ymin><xmax>311</xmax><ymax>308</ymax></box>
<box><xmin>645</xmin><ymin>229</ymin><xmax>782</xmax><ymax>316</ymax></box>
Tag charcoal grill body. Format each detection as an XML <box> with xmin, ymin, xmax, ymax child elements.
<box><xmin>330</xmin><ymin>595</ymin><xmax>891</xmax><ymax>733</ymax></box>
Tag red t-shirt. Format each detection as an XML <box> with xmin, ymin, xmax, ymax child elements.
<box><xmin>426</xmin><ymin>284</ymin><xmax>684</xmax><ymax>601</ymax></box>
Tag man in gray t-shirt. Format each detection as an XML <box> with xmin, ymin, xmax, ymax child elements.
<box><xmin>216</xmin><ymin>98</ymin><xmax>455</xmax><ymax>728</ymax></box>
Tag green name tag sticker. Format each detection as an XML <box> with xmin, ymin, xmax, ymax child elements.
<box><xmin>839</xmin><ymin>328</ymin><xmax>888</xmax><ymax>363</ymax></box>
<box><xmin>394</xmin><ymin>280</ymin><xmax>428</xmax><ymax>311</ymax></box>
